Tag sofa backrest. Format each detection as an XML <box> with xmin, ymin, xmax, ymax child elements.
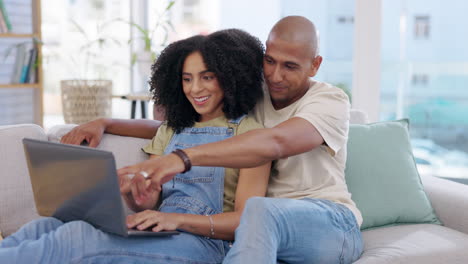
<box><xmin>47</xmin><ymin>125</ymin><xmax>151</xmax><ymax>168</ymax></box>
<box><xmin>48</xmin><ymin>109</ymin><xmax>368</xmax><ymax>168</ymax></box>
<box><xmin>350</xmin><ymin>109</ymin><xmax>368</xmax><ymax>125</ymax></box>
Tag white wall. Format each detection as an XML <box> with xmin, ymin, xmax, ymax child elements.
<box><xmin>352</xmin><ymin>0</ymin><xmax>382</xmax><ymax>122</ymax></box>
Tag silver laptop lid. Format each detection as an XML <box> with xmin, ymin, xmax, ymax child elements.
<box><xmin>22</xmin><ymin>138</ymin><xmax>128</xmax><ymax>236</ymax></box>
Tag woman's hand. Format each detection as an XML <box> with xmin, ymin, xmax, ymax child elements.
<box><xmin>127</xmin><ymin>210</ymin><xmax>184</xmax><ymax>232</ymax></box>
<box><xmin>61</xmin><ymin>118</ymin><xmax>108</xmax><ymax>147</ymax></box>
<box><xmin>117</xmin><ymin>154</ymin><xmax>185</xmax><ymax>202</ymax></box>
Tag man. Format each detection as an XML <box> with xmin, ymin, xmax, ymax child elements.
<box><xmin>62</xmin><ymin>16</ymin><xmax>363</xmax><ymax>263</ymax></box>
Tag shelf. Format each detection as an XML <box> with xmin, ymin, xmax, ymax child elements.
<box><xmin>0</xmin><ymin>33</ymin><xmax>37</xmax><ymax>38</ymax></box>
<box><xmin>0</xmin><ymin>83</ymin><xmax>40</xmax><ymax>89</ymax></box>
<box><xmin>0</xmin><ymin>0</ymin><xmax>44</xmax><ymax>126</ymax></box>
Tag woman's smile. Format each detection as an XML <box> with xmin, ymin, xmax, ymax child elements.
<box><xmin>193</xmin><ymin>96</ymin><xmax>211</xmax><ymax>105</ymax></box>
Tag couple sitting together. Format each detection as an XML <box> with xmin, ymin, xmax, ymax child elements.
<box><xmin>0</xmin><ymin>16</ymin><xmax>363</xmax><ymax>263</ymax></box>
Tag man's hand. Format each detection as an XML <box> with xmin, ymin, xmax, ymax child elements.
<box><xmin>60</xmin><ymin>118</ymin><xmax>108</xmax><ymax>147</ymax></box>
<box><xmin>117</xmin><ymin>154</ymin><xmax>185</xmax><ymax>200</ymax></box>
<box><xmin>119</xmin><ymin>173</ymin><xmax>160</xmax><ymax>211</ymax></box>
<box><xmin>127</xmin><ymin>210</ymin><xmax>184</xmax><ymax>232</ymax></box>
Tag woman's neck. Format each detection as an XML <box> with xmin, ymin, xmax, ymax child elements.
<box><xmin>198</xmin><ymin>113</ymin><xmax>225</xmax><ymax>123</ymax></box>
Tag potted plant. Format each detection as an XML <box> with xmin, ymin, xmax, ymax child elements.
<box><xmin>58</xmin><ymin>19</ymin><xmax>122</xmax><ymax>124</ymax></box>
<box><xmin>118</xmin><ymin>0</ymin><xmax>175</xmax><ymax>77</ymax></box>
<box><xmin>58</xmin><ymin>1</ymin><xmax>175</xmax><ymax>124</ymax></box>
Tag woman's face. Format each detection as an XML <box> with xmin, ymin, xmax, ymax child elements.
<box><xmin>182</xmin><ymin>51</ymin><xmax>224</xmax><ymax>122</ymax></box>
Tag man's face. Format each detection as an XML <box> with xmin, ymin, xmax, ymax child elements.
<box><xmin>263</xmin><ymin>38</ymin><xmax>322</xmax><ymax>109</ymax></box>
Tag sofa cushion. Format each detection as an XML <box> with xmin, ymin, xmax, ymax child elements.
<box><xmin>345</xmin><ymin>119</ymin><xmax>440</xmax><ymax>230</ymax></box>
<box><xmin>356</xmin><ymin>224</ymin><xmax>468</xmax><ymax>263</ymax></box>
<box><xmin>0</xmin><ymin>124</ymin><xmax>46</xmax><ymax>236</ymax></box>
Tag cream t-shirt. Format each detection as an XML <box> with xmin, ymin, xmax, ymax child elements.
<box><xmin>254</xmin><ymin>80</ymin><xmax>363</xmax><ymax>226</ymax></box>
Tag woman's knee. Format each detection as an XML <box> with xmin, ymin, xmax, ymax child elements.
<box><xmin>56</xmin><ymin>221</ymin><xmax>101</xmax><ymax>241</ymax></box>
<box><xmin>62</xmin><ymin>221</ymin><xmax>96</xmax><ymax>234</ymax></box>
<box><xmin>23</xmin><ymin>217</ymin><xmax>63</xmax><ymax>232</ymax></box>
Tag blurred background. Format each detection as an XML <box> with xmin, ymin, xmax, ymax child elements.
<box><xmin>0</xmin><ymin>0</ymin><xmax>467</xmax><ymax>183</ymax></box>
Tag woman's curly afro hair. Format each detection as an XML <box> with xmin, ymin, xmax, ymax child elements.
<box><xmin>149</xmin><ymin>29</ymin><xmax>264</xmax><ymax>133</ymax></box>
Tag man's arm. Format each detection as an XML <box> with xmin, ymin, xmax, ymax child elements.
<box><xmin>185</xmin><ymin>117</ymin><xmax>324</xmax><ymax>168</ymax></box>
<box><xmin>117</xmin><ymin>117</ymin><xmax>325</xmax><ymax>197</ymax></box>
<box><xmin>61</xmin><ymin>118</ymin><xmax>162</xmax><ymax>147</ymax></box>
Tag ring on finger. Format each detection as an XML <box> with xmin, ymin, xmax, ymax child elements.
<box><xmin>139</xmin><ymin>171</ymin><xmax>150</xmax><ymax>179</ymax></box>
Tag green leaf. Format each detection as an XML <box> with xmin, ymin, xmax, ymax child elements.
<box><xmin>167</xmin><ymin>19</ymin><xmax>175</xmax><ymax>31</ymax></box>
<box><xmin>166</xmin><ymin>1</ymin><xmax>175</xmax><ymax>11</ymax></box>
<box><xmin>151</xmin><ymin>51</ymin><xmax>158</xmax><ymax>61</ymax></box>
<box><xmin>79</xmin><ymin>39</ymin><xmax>100</xmax><ymax>52</ymax></box>
<box><xmin>32</xmin><ymin>37</ymin><xmax>44</xmax><ymax>45</ymax></box>
<box><xmin>131</xmin><ymin>52</ymin><xmax>138</xmax><ymax>66</ymax></box>
<box><xmin>70</xmin><ymin>19</ymin><xmax>90</xmax><ymax>41</ymax></box>
<box><xmin>108</xmin><ymin>37</ymin><xmax>122</xmax><ymax>47</ymax></box>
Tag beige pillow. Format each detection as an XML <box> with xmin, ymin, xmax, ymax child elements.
<box><xmin>0</xmin><ymin>230</ymin><xmax>3</xmax><ymax>241</ymax></box>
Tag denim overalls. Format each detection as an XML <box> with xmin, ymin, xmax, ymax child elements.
<box><xmin>160</xmin><ymin>115</ymin><xmax>244</xmax><ymax>217</ymax></box>
<box><xmin>157</xmin><ymin>115</ymin><xmax>245</xmax><ymax>258</ymax></box>
<box><xmin>1</xmin><ymin>116</ymin><xmax>245</xmax><ymax>264</ymax></box>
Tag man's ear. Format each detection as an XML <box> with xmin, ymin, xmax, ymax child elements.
<box><xmin>309</xmin><ymin>56</ymin><xmax>323</xmax><ymax>77</ymax></box>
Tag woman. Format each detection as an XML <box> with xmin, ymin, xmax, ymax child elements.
<box><xmin>0</xmin><ymin>29</ymin><xmax>270</xmax><ymax>263</ymax></box>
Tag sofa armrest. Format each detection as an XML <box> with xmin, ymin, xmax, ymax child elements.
<box><xmin>0</xmin><ymin>124</ymin><xmax>47</xmax><ymax>236</ymax></box>
<box><xmin>421</xmin><ymin>175</ymin><xmax>468</xmax><ymax>235</ymax></box>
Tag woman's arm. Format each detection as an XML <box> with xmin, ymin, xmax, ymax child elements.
<box><xmin>120</xmin><ymin>155</ymin><xmax>162</xmax><ymax>212</ymax></box>
<box><xmin>126</xmin><ymin>162</ymin><xmax>271</xmax><ymax>240</ymax></box>
<box><xmin>61</xmin><ymin>118</ymin><xmax>162</xmax><ymax>147</ymax></box>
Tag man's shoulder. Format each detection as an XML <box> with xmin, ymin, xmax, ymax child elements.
<box><xmin>308</xmin><ymin>81</ymin><xmax>349</xmax><ymax>98</ymax></box>
<box><xmin>302</xmin><ymin>81</ymin><xmax>350</xmax><ymax>107</ymax></box>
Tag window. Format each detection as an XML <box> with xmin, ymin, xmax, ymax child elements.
<box><xmin>279</xmin><ymin>0</ymin><xmax>355</xmax><ymax>93</ymax></box>
<box><xmin>337</xmin><ymin>15</ymin><xmax>354</xmax><ymax>24</ymax></box>
<box><xmin>182</xmin><ymin>0</ymin><xmax>200</xmax><ymax>23</ymax></box>
<box><xmin>411</xmin><ymin>74</ymin><xmax>429</xmax><ymax>86</ymax></box>
<box><xmin>414</xmin><ymin>15</ymin><xmax>430</xmax><ymax>39</ymax></box>
<box><xmin>152</xmin><ymin>0</ymin><xmax>355</xmax><ymax>97</ymax></box>
<box><xmin>380</xmin><ymin>0</ymin><xmax>468</xmax><ymax>182</ymax></box>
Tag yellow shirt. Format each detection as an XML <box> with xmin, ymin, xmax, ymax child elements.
<box><xmin>143</xmin><ymin>115</ymin><xmax>263</xmax><ymax>212</ymax></box>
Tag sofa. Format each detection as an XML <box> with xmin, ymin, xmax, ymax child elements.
<box><xmin>1</xmin><ymin>110</ymin><xmax>468</xmax><ymax>263</ymax></box>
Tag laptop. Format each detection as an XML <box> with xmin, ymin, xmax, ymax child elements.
<box><xmin>22</xmin><ymin>138</ymin><xmax>179</xmax><ymax>237</ymax></box>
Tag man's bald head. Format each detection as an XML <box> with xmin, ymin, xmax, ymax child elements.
<box><xmin>267</xmin><ymin>16</ymin><xmax>319</xmax><ymax>58</ymax></box>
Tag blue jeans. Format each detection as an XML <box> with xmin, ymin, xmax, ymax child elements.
<box><xmin>0</xmin><ymin>217</ymin><xmax>227</xmax><ymax>264</ymax></box>
<box><xmin>223</xmin><ymin>197</ymin><xmax>363</xmax><ymax>264</ymax></box>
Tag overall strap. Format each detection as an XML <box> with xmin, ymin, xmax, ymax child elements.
<box><xmin>228</xmin><ymin>114</ymin><xmax>247</xmax><ymax>126</ymax></box>
<box><xmin>227</xmin><ymin>114</ymin><xmax>247</xmax><ymax>135</ymax></box>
